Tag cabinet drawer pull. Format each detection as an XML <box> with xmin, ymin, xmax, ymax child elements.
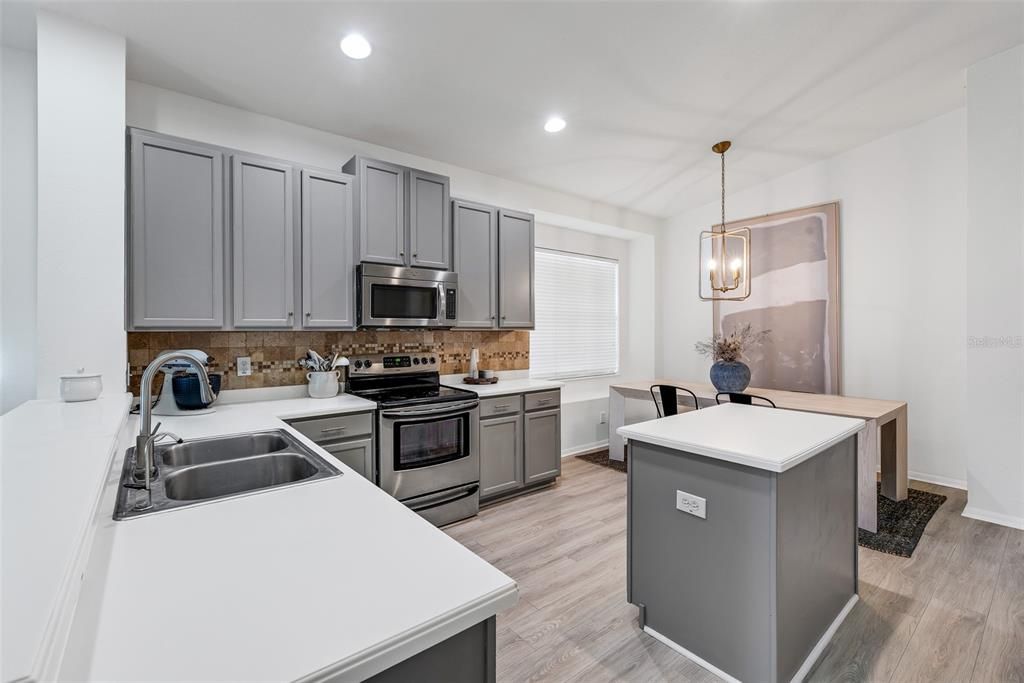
<box><xmin>494</xmin><ymin>404</ymin><xmax>511</xmax><ymax>410</ymax></box>
<box><xmin>535</xmin><ymin>399</ymin><xmax>554</xmax><ymax>405</ymax></box>
<box><xmin>320</xmin><ymin>426</ymin><xmax>347</xmax><ymax>434</ymax></box>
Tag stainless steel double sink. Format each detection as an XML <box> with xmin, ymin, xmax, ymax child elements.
<box><xmin>114</xmin><ymin>430</ymin><xmax>340</xmax><ymax>520</ymax></box>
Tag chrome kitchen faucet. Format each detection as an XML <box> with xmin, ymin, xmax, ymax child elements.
<box><xmin>134</xmin><ymin>351</ymin><xmax>214</xmax><ymax>507</ymax></box>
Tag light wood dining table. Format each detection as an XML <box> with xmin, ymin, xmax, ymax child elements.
<box><xmin>608</xmin><ymin>379</ymin><xmax>908</xmax><ymax>533</ymax></box>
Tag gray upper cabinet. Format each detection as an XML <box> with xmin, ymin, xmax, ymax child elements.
<box><xmin>498</xmin><ymin>209</ymin><xmax>535</xmax><ymax>328</ymax></box>
<box><xmin>344</xmin><ymin>157</ymin><xmax>406</xmax><ymax>266</ymax></box>
<box><xmin>301</xmin><ymin>169</ymin><xmax>355</xmax><ymax>329</ymax></box>
<box><xmin>408</xmin><ymin>170</ymin><xmax>451</xmax><ymax>270</ymax></box>
<box><xmin>452</xmin><ymin>199</ymin><xmax>498</xmax><ymax>328</ymax></box>
<box><xmin>231</xmin><ymin>155</ymin><xmax>295</xmax><ymax>328</ymax></box>
<box><xmin>128</xmin><ymin>132</ymin><xmax>225</xmax><ymax>329</ymax></box>
<box><xmin>524</xmin><ymin>407</ymin><xmax>561</xmax><ymax>484</ymax></box>
<box><xmin>343</xmin><ymin>156</ymin><xmax>452</xmax><ymax>270</ymax></box>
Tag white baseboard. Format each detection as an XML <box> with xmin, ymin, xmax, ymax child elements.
<box><xmin>790</xmin><ymin>594</ymin><xmax>859</xmax><ymax>682</ymax></box>
<box><xmin>644</xmin><ymin>594</ymin><xmax>858</xmax><ymax>683</ymax></box>
<box><xmin>643</xmin><ymin>627</ymin><xmax>741</xmax><ymax>683</ymax></box>
<box><xmin>562</xmin><ymin>440</ymin><xmax>609</xmax><ymax>458</ymax></box>
<box><xmin>962</xmin><ymin>505</ymin><xmax>1024</xmax><ymax>530</ymax></box>
<box><xmin>907</xmin><ymin>470</ymin><xmax>968</xmax><ymax>491</ymax></box>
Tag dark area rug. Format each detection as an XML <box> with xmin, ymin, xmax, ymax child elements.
<box><xmin>858</xmin><ymin>483</ymin><xmax>946</xmax><ymax>558</ymax></box>
<box><xmin>576</xmin><ymin>451</ymin><xmax>945</xmax><ymax>559</ymax></box>
<box><xmin>577</xmin><ymin>449</ymin><xmax>625</xmax><ymax>472</ymax></box>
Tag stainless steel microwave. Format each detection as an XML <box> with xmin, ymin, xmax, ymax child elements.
<box><xmin>357</xmin><ymin>264</ymin><xmax>458</xmax><ymax>328</ymax></box>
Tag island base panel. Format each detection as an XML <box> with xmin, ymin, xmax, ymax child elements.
<box><xmin>365</xmin><ymin>616</ymin><xmax>496</xmax><ymax>683</ymax></box>
<box><xmin>627</xmin><ymin>437</ymin><xmax>857</xmax><ymax>683</ymax></box>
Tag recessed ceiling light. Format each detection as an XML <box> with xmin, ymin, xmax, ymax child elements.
<box><xmin>340</xmin><ymin>33</ymin><xmax>372</xmax><ymax>60</ymax></box>
<box><xmin>544</xmin><ymin>116</ymin><xmax>567</xmax><ymax>133</ymax></box>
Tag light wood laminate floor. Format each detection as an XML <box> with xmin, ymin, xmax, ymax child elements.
<box><xmin>445</xmin><ymin>456</ymin><xmax>1024</xmax><ymax>682</ymax></box>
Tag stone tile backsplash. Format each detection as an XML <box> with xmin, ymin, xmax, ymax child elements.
<box><xmin>127</xmin><ymin>330</ymin><xmax>530</xmax><ymax>395</ymax></box>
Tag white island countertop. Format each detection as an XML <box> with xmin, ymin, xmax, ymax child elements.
<box><xmin>53</xmin><ymin>393</ymin><xmax>517</xmax><ymax>683</ymax></box>
<box><xmin>441</xmin><ymin>374</ymin><xmax>563</xmax><ymax>397</ymax></box>
<box><xmin>617</xmin><ymin>403</ymin><xmax>864</xmax><ymax>472</ymax></box>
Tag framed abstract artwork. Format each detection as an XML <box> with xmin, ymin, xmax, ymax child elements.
<box><xmin>712</xmin><ymin>202</ymin><xmax>842</xmax><ymax>394</ymax></box>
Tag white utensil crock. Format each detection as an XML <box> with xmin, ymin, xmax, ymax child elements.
<box><xmin>60</xmin><ymin>371</ymin><xmax>103</xmax><ymax>402</ymax></box>
<box><xmin>307</xmin><ymin>371</ymin><xmax>341</xmax><ymax>399</ymax></box>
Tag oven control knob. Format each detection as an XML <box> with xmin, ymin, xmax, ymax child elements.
<box><xmin>421</xmin><ymin>356</ymin><xmax>428</xmax><ymax>364</ymax></box>
<box><xmin>430</xmin><ymin>356</ymin><xmax>436</xmax><ymax>364</ymax></box>
<box><xmin>412</xmin><ymin>357</ymin><xmax>420</xmax><ymax>365</ymax></box>
<box><xmin>353</xmin><ymin>360</ymin><xmax>363</xmax><ymax>369</ymax></box>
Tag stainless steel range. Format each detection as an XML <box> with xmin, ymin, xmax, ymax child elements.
<box><xmin>347</xmin><ymin>353</ymin><xmax>480</xmax><ymax>526</ymax></box>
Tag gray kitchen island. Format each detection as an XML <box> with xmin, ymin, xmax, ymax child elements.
<box><xmin>618</xmin><ymin>403</ymin><xmax>864</xmax><ymax>683</ymax></box>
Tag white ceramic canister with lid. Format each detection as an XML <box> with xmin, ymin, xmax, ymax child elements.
<box><xmin>59</xmin><ymin>369</ymin><xmax>103</xmax><ymax>402</ymax></box>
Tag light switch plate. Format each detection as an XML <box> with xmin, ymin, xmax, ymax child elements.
<box><xmin>676</xmin><ymin>490</ymin><xmax>706</xmax><ymax>519</ymax></box>
<box><xmin>237</xmin><ymin>356</ymin><xmax>252</xmax><ymax>377</ymax></box>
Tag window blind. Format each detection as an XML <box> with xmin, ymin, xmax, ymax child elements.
<box><xmin>530</xmin><ymin>249</ymin><xmax>619</xmax><ymax>380</ymax></box>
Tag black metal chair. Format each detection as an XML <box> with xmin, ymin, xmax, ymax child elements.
<box><xmin>650</xmin><ymin>384</ymin><xmax>701</xmax><ymax>417</ymax></box>
<box><xmin>715</xmin><ymin>391</ymin><xmax>777</xmax><ymax>408</ymax></box>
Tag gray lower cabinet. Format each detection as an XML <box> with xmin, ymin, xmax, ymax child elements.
<box><xmin>479</xmin><ymin>390</ymin><xmax>560</xmax><ymax>503</ymax></box>
<box><xmin>231</xmin><ymin>155</ymin><xmax>295</xmax><ymax>328</ymax></box>
<box><xmin>497</xmin><ymin>209</ymin><xmax>535</xmax><ymax>329</ymax></box>
<box><xmin>524</xmin><ymin>407</ymin><xmax>561</xmax><ymax>484</ymax></box>
<box><xmin>286</xmin><ymin>411</ymin><xmax>375</xmax><ymax>482</ymax></box>
<box><xmin>300</xmin><ymin>169</ymin><xmax>355</xmax><ymax>328</ymax></box>
<box><xmin>480</xmin><ymin>413</ymin><xmax>523</xmax><ymax>498</ymax></box>
<box><xmin>128</xmin><ymin>132</ymin><xmax>225</xmax><ymax>329</ymax></box>
<box><xmin>322</xmin><ymin>437</ymin><xmax>374</xmax><ymax>481</ymax></box>
<box><xmin>408</xmin><ymin>169</ymin><xmax>451</xmax><ymax>270</ymax></box>
<box><xmin>452</xmin><ymin>200</ymin><xmax>498</xmax><ymax>328</ymax></box>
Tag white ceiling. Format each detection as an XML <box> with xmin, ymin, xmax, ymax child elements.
<box><xmin>6</xmin><ymin>1</ymin><xmax>1023</xmax><ymax>217</ymax></box>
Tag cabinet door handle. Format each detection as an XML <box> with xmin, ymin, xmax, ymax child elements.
<box><xmin>320</xmin><ymin>426</ymin><xmax>347</xmax><ymax>434</ymax></box>
<box><xmin>305</xmin><ymin>312</ymin><xmax>311</xmax><ymax>317</ymax></box>
<box><xmin>288</xmin><ymin>312</ymin><xmax>294</xmax><ymax>318</ymax></box>
<box><xmin>413</xmin><ymin>253</ymin><xmax>418</xmax><ymax>258</ymax></box>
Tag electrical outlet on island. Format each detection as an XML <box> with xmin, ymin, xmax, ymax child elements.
<box><xmin>676</xmin><ymin>490</ymin><xmax>706</xmax><ymax>519</ymax></box>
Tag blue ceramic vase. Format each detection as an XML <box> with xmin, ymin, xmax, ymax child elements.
<box><xmin>709</xmin><ymin>361</ymin><xmax>751</xmax><ymax>393</ymax></box>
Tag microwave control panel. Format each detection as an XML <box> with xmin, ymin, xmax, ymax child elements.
<box><xmin>445</xmin><ymin>288</ymin><xmax>457</xmax><ymax>319</ymax></box>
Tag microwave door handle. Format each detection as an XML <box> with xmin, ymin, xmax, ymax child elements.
<box><xmin>437</xmin><ymin>283</ymin><xmax>446</xmax><ymax>326</ymax></box>
<box><xmin>381</xmin><ymin>400</ymin><xmax>479</xmax><ymax>419</ymax></box>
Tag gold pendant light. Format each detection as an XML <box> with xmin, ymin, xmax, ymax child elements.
<box><xmin>698</xmin><ymin>141</ymin><xmax>751</xmax><ymax>301</ymax></box>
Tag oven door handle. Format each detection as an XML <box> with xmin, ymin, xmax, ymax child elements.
<box><xmin>381</xmin><ymin>400</ymin><xmax>480</xmax><ymax>418</ymax></box>
<box><xmin>407</xmin><ymin>484</ymin><xmax>480</xmax><ymax>513</ymax></box>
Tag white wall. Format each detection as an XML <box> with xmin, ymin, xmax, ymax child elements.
<box><xmin>126</xmin><ymin>81</ymin><xmax>662</xmax><ymax>238</ymax></box>
<box><xmin>964</xmin><ymin>46</ymin><xmax>1024</xmax><ymax>529</ymax></box>
<box><xmin>661</xmin><ymin>108</ymin><xmax>968</xmax><ymax>488</ymax></box>
<box><xmin>35</xmin><ymin>12</ymin><xmax>126</xmax><ymax>398</ymax></box>
<box><xmin>1</xmin><ymin>47</ymin><xmax>37</xmax><ymax>414</ymax></box>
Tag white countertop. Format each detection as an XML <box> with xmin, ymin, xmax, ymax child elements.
<box><xmin>617</xmin><ymin>403</ymin><xmax>864</xmax><ymax>472</ymax></box>
<box><xmin>34</xmin><ymin>393</ymin><xmax>516</xmax><ymax>682</ymax></box>
<box><xmin>1</xmin><ymin>394</ymin><xmax>133</xmax><ymax>683</ymax></box>
<box><xmin>440</xmin><ymin>374</ymin><xmax>563</xmax><ymax>397</ymax></box>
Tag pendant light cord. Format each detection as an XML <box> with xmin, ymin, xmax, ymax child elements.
<box><xmin>720</xmin><ymin>150</ymin><xmax>726</xmax><ymax>232</ymax></box>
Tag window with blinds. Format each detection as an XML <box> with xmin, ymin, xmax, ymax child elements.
<box><xmin>529</xmin><ymin>249</ymin><xmax>620</xmax><ymax>380</ymax></box>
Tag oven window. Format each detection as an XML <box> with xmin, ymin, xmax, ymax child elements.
<box><xmin>371</xmin><ymin>284</ymin><xmax>438</xmax><ymax>320</ymax></box>
<box><xmin>395</xmin><ymin>415</ymin><xmax>467</xmax><ymax>469</ymax></box>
